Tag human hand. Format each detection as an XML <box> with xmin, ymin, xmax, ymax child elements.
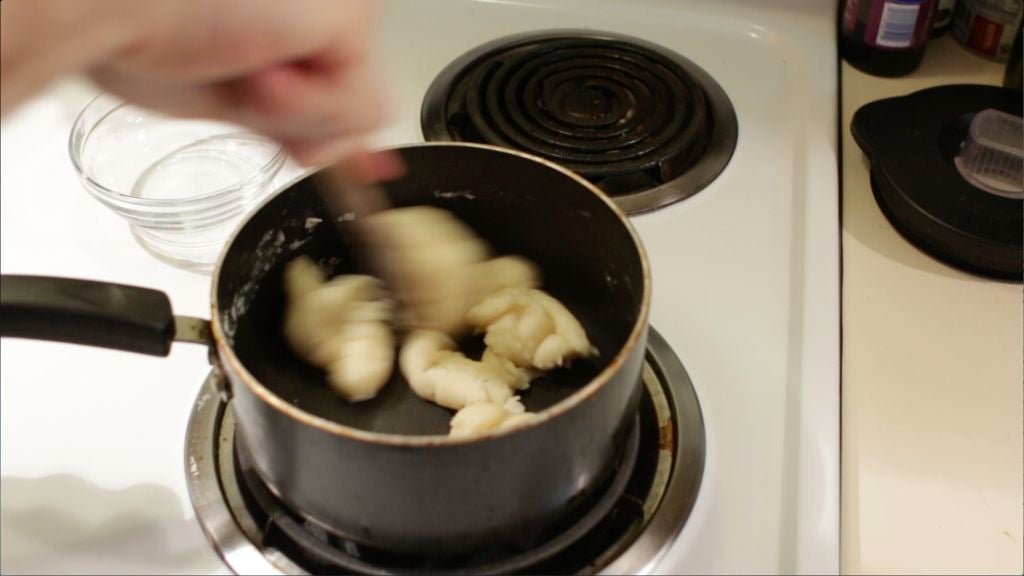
<box><xmin>1</xmin><ymin>0</ymin><xmax>402</xmax><ymax>175</ymax></box>
<box><xmin>94</xmin><ymin>0</ymin><xmax>398</xmax><ymax>171</ymax></box>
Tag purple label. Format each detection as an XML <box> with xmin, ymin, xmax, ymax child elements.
<box><xmin>864</xmin><ymin>0</ymin><xmax>936</xmax><ymax>49</ymax></box>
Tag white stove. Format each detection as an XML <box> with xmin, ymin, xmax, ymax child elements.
<box><xmin>0</xmin><ymin>0</ymin><xmax>840</xmax><ymax>573</ymax></box>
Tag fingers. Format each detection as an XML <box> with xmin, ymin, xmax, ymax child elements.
<box><xmin>94</xmin><ymin>57</ymin><xmax>401</xmax><ymax>171</ymax></box>
<box><xmin>211</xmin><ymin>56</ymin><xmax>397</xmax><ymax>169</ymax></box>
<box><xmin>222</xmin><ymin>56</ymin><xmax>390</xmax><ymax>144</ymax></box>
<box><xmin>88</xmin><ymin>64</ymin><xmax>237</xmax><ymax>119</ymax></box>
<box><xmin>343</xmin><ymin>148</ymin><xmax>407</xmax><ymax>182</ymax></box>
<box><xmin>282</xmin><ymin>139</ymin><xmax>406</xmax><ymax>183</ymax></box>
<box><xmin>88</xmin><ymin>0</ymin><xmax>398</xmax><ymax>174</ymax></box>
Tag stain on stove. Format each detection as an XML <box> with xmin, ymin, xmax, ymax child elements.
<box><xmin>658</xmin><ymin>423</ymin><xmax>675</xmax><ymax>452</ymax></box>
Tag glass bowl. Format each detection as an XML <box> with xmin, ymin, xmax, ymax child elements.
<box><xmin>69</xmin><ymin>93</ymin><xmax>287</xmax><ymax>273</ymax></box>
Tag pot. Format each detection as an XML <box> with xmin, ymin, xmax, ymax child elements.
<box><xmin>0</xmin><ymin>143</ymin><xmax>651</xmax><ymax>556</ymax></box>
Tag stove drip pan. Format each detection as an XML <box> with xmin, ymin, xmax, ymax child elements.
<box><xmin>421</xmin><ymin>30</ymin><xmax>738</xmax><ymax>214</ymax></box>
<box><xmin>186</xmin><ymin>327</ymin><xmax>705</xmax><ymax>575</ymax></box>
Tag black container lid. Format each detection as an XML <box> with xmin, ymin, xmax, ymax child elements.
<box><xmin>851</xmin><ymin>84</ymin><xmax>1023</xmax><ymax>281</ymax></box>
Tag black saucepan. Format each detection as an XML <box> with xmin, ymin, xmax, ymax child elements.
<box><xmin>0</xmin><ymin>143</ymin><xmax>650</xmax><ymax>556</ymax></box>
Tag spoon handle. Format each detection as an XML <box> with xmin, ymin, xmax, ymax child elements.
<box><xmin>313</xmin><ymin>163</ymin><xmax>392</xmax><ymax>220</ymax></box>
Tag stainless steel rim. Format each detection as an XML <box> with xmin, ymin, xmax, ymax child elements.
<box><xmin>185</xmin><ymin>327</ymin><xmax>705</xmax><ymax>575</ymax></box>
<box><xmin>597</xmin><ymin>328</ymin><xmax>706</xmax><ymax>575</ymax></box>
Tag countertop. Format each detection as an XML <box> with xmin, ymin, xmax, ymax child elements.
<box><xmin>840</xmin><ymin>35</ymin><xmax>1023</xmax><ymax>574</ymax></box>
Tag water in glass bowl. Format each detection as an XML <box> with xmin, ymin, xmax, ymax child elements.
<box><xmin>131</xmin><ymin>132</ymin><xmax>278</xmax><ymax>201</ymax></box>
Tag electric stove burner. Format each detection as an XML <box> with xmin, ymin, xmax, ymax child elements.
<box><xmin>185</xmin><ymin>327</ymin><xmax>705</xmax><ymax>575</ymax></box>
<box><xmin>421</xmin><ymin>30</ymin><xmax>738</xmax><ymax>214</ymax></box>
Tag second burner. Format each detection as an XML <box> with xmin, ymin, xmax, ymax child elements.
<box><xmin>422</xmin><ymin>31</ymin><xmax>738</xmax><ymax>213</ymax></box>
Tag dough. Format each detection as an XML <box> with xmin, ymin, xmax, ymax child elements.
<box><xmin>283</xmin><ymin>256</ymin><xmax>395</xmax><ymax>401</ymax></box>
<box><xmin>467</xmin><ymin>287</ymin><xmax>597</xmax><ymax>370</ymax></box>
<box><xmin>399</xmin><ymin>329</ymin><xmax>531</xmax><ymax>411</ymax></box>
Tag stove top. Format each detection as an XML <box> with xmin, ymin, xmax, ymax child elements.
<box><xmin>1</xmin><ymin>1</ymin><xmax>840</xmax><ymax>574</ymax></box>
<box><xmin>186</xmin><ymin>328</ymin><xmax>705</xmax><ymax>575</ymax></box>
<box><xmin>420</xmin><ymin>30</ymin><xmax>737</xmax><ymax>214</ymax></box>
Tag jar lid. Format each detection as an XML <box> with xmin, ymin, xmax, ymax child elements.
<box><xmin>851</xmin><ymin>84</ymin><xmax>1023</xmax><ymax>281</ymax></box>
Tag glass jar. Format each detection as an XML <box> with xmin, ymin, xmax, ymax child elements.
<box><xmin>951</xmin><ymin>0</ymin><xmax>1024</xmax><ymax>61</ymax></box>
<box><xmin>840</xmin><ymin>0</ymin><xmax>939</xmax><ymax>77</ymax></box>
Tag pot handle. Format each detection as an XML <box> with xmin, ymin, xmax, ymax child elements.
<box><xmin>0</xmin><ymin>275</ymin><xmax>210</xmax><ymax>356</ymax></box>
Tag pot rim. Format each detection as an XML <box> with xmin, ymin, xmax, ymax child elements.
<box><xmin>208</xmin><ymin>142</ymin><xmax>652</xmax><ymax>447</ymax></box>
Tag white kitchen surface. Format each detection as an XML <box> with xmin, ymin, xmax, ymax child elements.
<box><xmin>0</xmin><ymin>76</ymin><xmax>246</xmax><ymax>575</ymax></box>
<box><xmin>1</xmin><ymin>1</ymin><xmax>840</xmax><ymax>574</ymax></box>
<box><xmin>840</xmin><ymin>35</ymin><xmax>1024</xmax><ymax>575</ymax></box>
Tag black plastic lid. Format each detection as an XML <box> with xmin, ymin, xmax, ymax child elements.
<box><xmin>851</xmin><ymin>84</ymin><xmax>1023</xmax><ymax>281</ymax></box>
